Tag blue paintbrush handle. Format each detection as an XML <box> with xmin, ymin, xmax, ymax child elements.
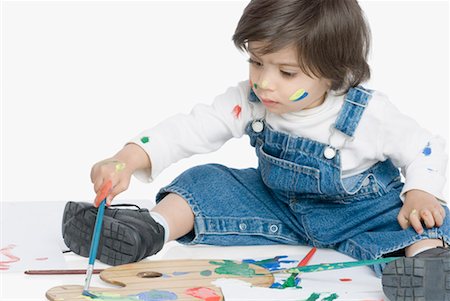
<box><xmin>88</xmin><ymin>199</ymin><xmax>106</xmax><ymax>265</ymax></box>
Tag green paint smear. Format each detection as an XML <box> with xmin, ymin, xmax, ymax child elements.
<box><xmin>322</xmin><ymin>293</ymin><xmax>339</xmax><ymax>301</ymax></box>
<box><xmin>210</xmin><ymin>260</ymin><xmax>256</xmax><ymax>278</ymax></box>
<box><xmin>200</xmin><ymin>269</ymin><xmax>212</xmax><ymax>276</ymax></box>
<box><xmin>140</xmin><ymin>136</ymin><xmax>149</xmax><ymax>144</ymax></box>
<box><xmin>305</xmin><ymin>293</ymin><xmax>321</xmax><ymax>301</ymax></box>
<box><xmin>281</xmin><ymin>274</ymin><xmax>299</xmax><ymax>288</ymax></box>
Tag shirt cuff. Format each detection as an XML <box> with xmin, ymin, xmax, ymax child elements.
<box><xmin>128</xmin><ymin>130</ymin><xmax>168</xmax><ymax>183</ymax></box>
<box><xmin>400</xmin><ymin>172</ymin><xmax>447</xmax><ymax>205</ymax></box>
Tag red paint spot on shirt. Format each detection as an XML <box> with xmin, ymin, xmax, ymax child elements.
<box><xmin>232</xmin><ymin>105</ymin><xmax>242</xmax><ymax>119</ymax></box>
<box><xmin>339</xmin><ymin>278</ymin><xmax>352</xmax><ymax>282</ymax></box>
<box><xmin>185</xmin><ymin>287</ymin><xmax>221</xmax><ymax>301</ymax></box>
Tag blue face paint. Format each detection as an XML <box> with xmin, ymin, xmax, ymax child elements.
<box><xmin>289</xmin><ymin>88</ymin><xmax>309</xmax><ymax>102</ymax></box>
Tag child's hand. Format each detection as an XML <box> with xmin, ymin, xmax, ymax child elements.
<box><xmin>91</xmin><ymin>158</ymin><xmax>132</xmax><ymax>207</ymax></box>
<box><xmin>398</xmin><ymin>189</ymin><xmax>446</xmax><ymax>234</ymax></box>
<box><xmin>90</xmin><ymin>143</ymin><xmax>151</xmax><ymax>206</ymax></box>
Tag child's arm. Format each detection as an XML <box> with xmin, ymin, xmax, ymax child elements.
<box><xmin>90</xmin><ymin>143</ymin><xmax>151</xmax><ymax>205</ymax></box>
<box><xmin>374</xmin><ymin>93</ymin><xmax>448</xmax><ymax>232</ymax></box>
<box><xmin>128</xmin><ymin>82</ymin><xmax>253</xmax><ymax>183</ymax></box>
<box><xmin>90</xmin><ymin>82</ymin><xmax>252</xmax><ymax>204</ymax></box>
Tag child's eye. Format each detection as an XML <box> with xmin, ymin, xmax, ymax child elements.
<box><xmin>281</xmin><ymin>70</ymin><xmax>297</xmax><ymax>78</ymax></box>
<box><xmin>248</xmin><ymin>58</ymin><xmax>263</xmax><ymax>67</ymax></box>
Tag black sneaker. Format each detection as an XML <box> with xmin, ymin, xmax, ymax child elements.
<box><xmin>62</xmin><ymin>201</ymin><xmax>165</xmax><ymax>266</ymax></box>
<box><xmin>382</xmin><ymin>246</ymin><xmax>450</xmax><ymax>301</ymax></box>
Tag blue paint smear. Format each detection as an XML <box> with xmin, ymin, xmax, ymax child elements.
<box><xmin>172</xmin><ymin>271</ymin><xmax>189</xmax><ymax>276</ymax></box>
<box><xmin>243</xmin><ymin>255</ymin><xmax>296</xmax><ymax>271</ymax></box>
<box><xmin>423</xmin><ymin>143</ymin><xmax>432</xmax><ymax>156</ymax></box>
<box><xmin>292</xmin><ymin>91</ymin><xmax>309</xmax><ymax>102</ymax></box>
<box><xmin>132</xmin><ymin>290</ymin><xmax>178</xmax><ymax>301</ymax></box>
<box><xmin>270</xmin><ymin>282</ymin><xmax>283</xmax><ymax>288</ymax></box>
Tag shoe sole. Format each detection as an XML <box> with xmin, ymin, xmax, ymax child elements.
<box><xmin>62</xmin><ymin>201</ymin><xmax>143</xmax><ymax>266</ymax></box>
<box><xmin>382</xmin><ymin>257</ymin><xmax>450</xmax><ymax>301</ymax></box>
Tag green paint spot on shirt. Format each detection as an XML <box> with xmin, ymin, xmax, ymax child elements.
<box><xmin>141</xmin><ymin>136</ymin><xmax>149</xmax><ymax>144</ymax></box>
<box><xmin>200</xmin><ymin>269</ymin><xmax>212</xmax><ymax>276</ymax></box>
<box><xmin>210</xmin><ymin>260</ymin><xmax>256</xmax><ymax>277</ymax></box>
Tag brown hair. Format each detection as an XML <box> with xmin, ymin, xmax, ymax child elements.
<box><xmin>233</xmin><ymin>0</ymin><xmax>371</xmax><ymax>92</ymax></box>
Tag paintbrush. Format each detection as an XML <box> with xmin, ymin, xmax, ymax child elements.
<box><xmin>281</xmin><ymin>247</ymin><xmax>317</xmax><ymax>288</ymax></box>
<box><xmin>276</xmin><ymin>256</ymin><xmax>400</xmax><ymax>274</ymax></box>
<box><xmin>25</xmin><ymin>269</ymin><xmax>104</xmax><ymax>275</ymax></box>
<box><xmin>81</xmin><ymin>180</ymin><xmax>112</xmax><ymax>298</ymax></box>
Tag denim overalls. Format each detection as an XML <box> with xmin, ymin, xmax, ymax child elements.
<box><xmin>156</xmin><ymin>86</ymin><xmax>450</xmax><ymax>277</ymax></box>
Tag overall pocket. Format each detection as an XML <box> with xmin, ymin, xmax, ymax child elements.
<box><xmin>257</xmin><ymin>145</ymin><xmax>322</xmax><ymax>194</ymax></box>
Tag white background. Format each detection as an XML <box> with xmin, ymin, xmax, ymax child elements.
<box><xmin>1</xmin><ymin>0</ymin><xmax>449</xmax><ymax>206</ymax></box>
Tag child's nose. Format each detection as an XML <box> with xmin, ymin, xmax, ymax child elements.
<box><xmin>256</xmin><ymin>74</ymin><xmax>275</xmax><ymax>91</ymax></box>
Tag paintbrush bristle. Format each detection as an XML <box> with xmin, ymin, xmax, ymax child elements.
<box><xmin>82</xmin><ymin>290</ymin><xmax>98</xmax><ymax>299</ymax></box>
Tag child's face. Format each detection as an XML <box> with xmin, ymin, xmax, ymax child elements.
<box><xmin>248</xmin><ymin>41</ymin><xmax>331</xmax><ymax>114</ymax></box>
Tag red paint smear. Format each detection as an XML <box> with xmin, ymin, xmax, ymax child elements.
<box><xmin>339</xmin><ymin>278</ymin><xmax>352</xmax><ymax>282</ymax></box>
<box><xmin>35</xmin><ymin>257</ymin><xmax>49</xmax><ymax>261</ymax></box>
<box><xmin>185</xmin><ymin>287</ymin><xmax>221</xmax><ymax>301</ymax></box>
<box><xmin>0</xmin><ymin>244</ymin><xmax>20</xmax><ymax>270</ymax></box>
<box><xmin>232</xmin><ymin>105</ymin><xmax>242</xmax><ymax>119</ymax></box>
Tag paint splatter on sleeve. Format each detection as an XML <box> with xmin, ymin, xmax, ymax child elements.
<box><xmin>140</xmin><ymin>136</ymin><xmax>150</xmax><ymax>144</ymax></box>
<box><xmin>232</xmin><ymin>105</ymin><xmax>242</xmax><ymax>119</ymax></box>
<box><xmin>422</xmin><ymin>142</ymin><xmax>432</xmax><ymax>156</ymax></box>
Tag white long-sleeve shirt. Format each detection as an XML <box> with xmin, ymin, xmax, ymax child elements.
<box><xmin>131</xmin><ymin>81</ymin><xmax>448</xmax><ymax>203</ymax></box>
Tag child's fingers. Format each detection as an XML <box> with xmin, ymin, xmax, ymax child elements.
<box><xmin>432</xmin><ymin>209</ymin><xmax>444</xmax><ymax>227</ymax></box>
<box><xmin>408</xmin><ymin>209</ymin><xmax>423</xmax><ymax>234</ymax></box>
<box><xmin>110</xmin><ymin>182</ymin><xmax>129</xmax><ymax>198</ymax></box>
<box><xmin>438</xmin><ymin>206</ymin><xmax>446</xmax><ymax>219</ymax></box>
<box><xmin>397</xmin><ymin>211</ymin><xmax>410</xmax><ymax>230</ymax></box>
<box><xmin>94</xmin><ymin>180</ymin><xmax>113</xmax><ymax>207</ymax></box>
<box><xmin>419</xmin><ymin>209</ymin><xmax>435</xmax><ymax>228</ymax></box>
<box><xmin>92</xmin><ymin>177</ymin><xmax>104</xmax><ymax>193</ymax></box>
<box><xmin>105</xmin><ymin>180</ymin><xmax>130</xmax><ymax>206</ymax></box>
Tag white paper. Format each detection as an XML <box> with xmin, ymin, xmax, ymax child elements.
<box><xmin>1</xmin><ymin>201</ymin><xmax>67</xmax><ymax>272</ymax></box>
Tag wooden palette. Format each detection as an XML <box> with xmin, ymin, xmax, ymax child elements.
<box><xmin>46</xmin><ymin>259</ymin><xmax>274</xmax><ymax>300</ymax></box>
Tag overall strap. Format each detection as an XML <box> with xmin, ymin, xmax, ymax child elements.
<box><xmin>334</xmin><ymin>86</ymin><xmax>373</xmax><ymax>137</ymax></box>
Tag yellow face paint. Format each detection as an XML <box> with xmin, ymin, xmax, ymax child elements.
<box><xmin>261</xmin><ymin>80</ymin><xmax>269</xmax><ymax>89</ymax></box>
<box><xmin>289</xmin><ymin>88</ymin><xmax>309</xmax><ymax>102</ymax></box>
